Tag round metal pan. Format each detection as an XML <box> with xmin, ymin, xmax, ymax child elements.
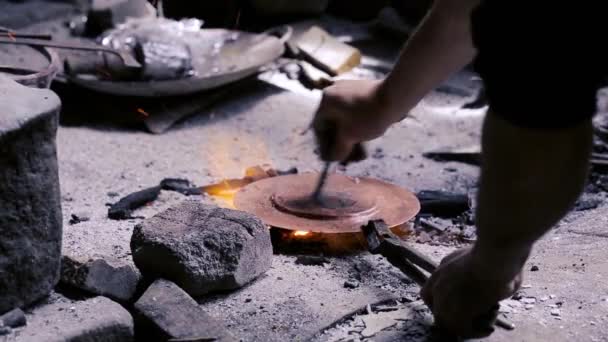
<box><xmin>234</xmin><ymin>173</ymin><xmax>420</xmax><ymax>233</ymax></box>
<box><xmin>68</xmin><ymin>29</ymin><xmax>285</xmax><ymax>97</ymax></box>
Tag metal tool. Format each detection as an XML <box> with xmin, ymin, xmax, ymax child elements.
<box><xmin>311</xmin><ymin>162</ymin><xmax>331</xmax><ymax>203</ymax></box>
<box><xmin>0</xmin><ymin>32</ymin><xmax>52</xmax><ymax>40</ymax></box>
<box><xmin>0</xmin><ymin>38</ymin><xmax>142</xmax><ymax>69</ymax></box>
<box><xmin>311</xmin><ymin>142</ymin><xmax>367</xmax><ymax>205</ymax></box>
<box><xmin>362</xmin><ymin>220</ymin><xmax>515</xmax><ymax>332</ymax></box>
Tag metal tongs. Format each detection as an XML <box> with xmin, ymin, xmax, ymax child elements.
<box><xmin>363</xmin><ymin>220</ymin><xmax>515</xmax><ymax>334</ymax></box>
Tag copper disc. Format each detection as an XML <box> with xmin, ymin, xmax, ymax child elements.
<box><xmin>234</xmin><ymin>173</ymin><xmax>420</xmax><ymax>233</ymax></box>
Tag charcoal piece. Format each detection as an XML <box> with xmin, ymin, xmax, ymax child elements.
<box><xmin>134</xmin><ymin>279</ymin><xmax>236</xmax><ymax>341</ymax></box>
<box><xmin>423</xmin><ymin>150</ymin><xmax>481</xmax><ymax>165</ymax></box>
<box><xmin>417</xmin><ymin>190</ymin><xmax>470</xmax><ymax>218</ymax></box>
<box><xmin>0</xmin><ymin>76</ymin><xmax>62</xmax><ymax>314</ymax></box>
<box><xmin>108</xmin><ymin>185</ymin><xmax>161</xmax><ymax>220</ymax></box>
<box><xmin>108</xmin><ymin>178</ymin><xmax>204</xmax><ymax>220</ymax></box>
<box><xmin>131</xmin><ymin>200</ymin><xmax>273</xmax><ymax>296</ymax></box>
<box><xmin>60</xmin><ymin>255</ymin><xmax>142</xmax><ymax>302</ymax></box>
<box><xmin>69</xmin><ymin>211</ymin><xmax>91</xmax><ymax>225</ymax></box>
<box><xmin>160</xmin><ymin>178</ymin><xmax>202</xmax><ymax>195</ymax></box>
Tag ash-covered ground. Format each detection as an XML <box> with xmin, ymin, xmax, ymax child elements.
<box><xmin>55</xmin><ymin>72</ymin><xmax>608</xmax><ymax>341</ymax></box>
<box><xmin>3</xmin><ymin>3</ymin><xmax>607</xmax><ymax>340</ymax></box>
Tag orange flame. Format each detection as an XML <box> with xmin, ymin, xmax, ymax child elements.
<box><xmin>293</xmin><ymin>230</ymin><xmax>311</xmax><ymax>237</ymax></box>
<box><xmin>137</xmin><ymin>108</ymin><xmax>150</xmax><ymax>117</ymax></box>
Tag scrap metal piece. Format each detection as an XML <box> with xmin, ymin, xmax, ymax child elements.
<box><xmin>0</xmin><ymin>38</ymin><xmax>141</xmax><ymax>69</ymax></box>
<box><xmin>295</xmin><ymin>26</ymin><xmax>361</xmax><ymax>75</ymax></box>
<box><xmin>234</xmin><ymin>172</ymin><xmax>420</xmax><ymax>233</ymax></box>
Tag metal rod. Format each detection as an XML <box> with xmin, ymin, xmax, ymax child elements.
<box><xmin>0</xmin><ymin>38</ymin><xmax>141</xmax><ymax>68</ymax></box>
<box><xmin>312</xmin><ymin>162</ymin><xmax>331</xmax><ymax>203</ymax></box>
<box><xmin>0</xmin><ymin>33</ymin><xmax>52</xmax><ymax>40</ymax></box>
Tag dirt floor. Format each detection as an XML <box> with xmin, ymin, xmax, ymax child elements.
<box><xmin>3</xmin><ymin>2</ymin><xmax>608</xmax><ymax>340</ymax></box>
<box><xmin>55</xmin><ymin>69</ymin><xmax>608</xmax><ymax>341</ymax></box>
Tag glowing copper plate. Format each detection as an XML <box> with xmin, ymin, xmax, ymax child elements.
<box><xmin>234</xmin><ymin>173</ymin><xmax>420</xmax><ymax>233</ymax></box>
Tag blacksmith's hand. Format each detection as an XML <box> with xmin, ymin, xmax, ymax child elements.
<box><xmin>421</xmin><ymin>247</ymin><xmax>522</xmax><ymax>339</ymax></box>
<box><xmin>312</xmin><ymin>79</ymin><xmax>399</xmax><ymax>162</ymax></box>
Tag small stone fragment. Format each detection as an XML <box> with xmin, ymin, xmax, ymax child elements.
<box><xmin>344</xmin><ymin>280</ymin><xmax>360</xmax><ymax>289</ymax></box>
<box><xmin>417</xmin><ymin>231</ymin><xmax>432</xmax><ymax>244</ymax></box>
<box><xmin>131</xmin><ymin>201</ymin><xmax>273</xmax><ymax>296</ymax></box>
<box><xmin>551</xmin><ymin>309</ymin><xmax>561</xmax><ymax>316</ymax></box>
<box><xmin>540</xmin><ymin>296</ymin><xmax>549</xmax><ymax>302</ymax></box>
<box><xmin>16</xmin><ymin>295</ymin><xmax>133</xmax><ymax>341</ymax></box>
<box><xmin>521</xmin><ymin>297</ymin><xmax>537</xmax><ymax>305</ymax></box>
<box><xmin>550</xmin><ymin>294</ymin><xmax>557</xmax><ymax>299</ymax></box>
<box><xmin>521</xmin><ymin>284</ymin><xmax>533</xmax><ymax>289</ymax></box>
<box><xmin>0</xmin><ymin>308</ymin><xmax>26</xmax><ymax>328</ymax></box>
<box><xmin>525</xmin><ymin>304</ymin><xmax>535</xmax><ymax>310</ymax></box>
<box><xmin>0</xmin><ymin>326</ymin><xmax>10</xmax><ymax>336</ymax></box>
<box><xmin>530</xmin><ymin>265</ymin><xmax>540</xmax><ymax>272</ymax></box>
<box><xmin>134</xmin><ymin>279</ymin><xmax>236</xmax><ymax>341</ymax></box>
<box><xmin>372</xmin><ymin>148</ymin><xmax>385</xmax><ymax>159</ymax></box>
<box><xmin>60</xmin><ymin>255</ymin><xmax>141</xmax><ymax>302</ymax></box>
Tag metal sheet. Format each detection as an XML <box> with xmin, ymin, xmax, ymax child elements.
<box><xmin>234</xmin><ymin>173</ymin><xmax>420</xmax><ymax>233</ymax></box>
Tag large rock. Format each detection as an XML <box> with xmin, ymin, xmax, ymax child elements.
<box><xmin>61</xmin><ymin>255</ymin><xmax>142</xmax><ymax>302</ymax></box>
<box><xmin>10</xmin><ymin>294</ymin><xmax>134</xmax><ymax>342</ymax></box>
<box><xmin>131</xmin><ymin>200</ymin><xmax>273</xmax><ymax>296</ymax></box>
<box><xmin>0</xmin><ymin>76</ymin><xmax>62</xmax><ymax>314</ymax></box>
<box><xmin>134</xmin><ymin>279</ymin><xmax>236</xmax><ymax>341</ymax></box>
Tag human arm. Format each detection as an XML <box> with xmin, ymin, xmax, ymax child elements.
<box><xmin>313</xmin><ymin>0</ymin><xmax>480</xmax><ymax>161</ymax></box>
<box><xmin>422</xmin><ymin>112</ymin><xmax>593</xmax><ymax>338</ymax></box>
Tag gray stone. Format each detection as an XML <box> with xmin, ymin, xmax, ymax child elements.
<box><xmin>134</xmin><ymin>279</ymin><xmax>236</xmax><ymax>341</ymax></box>
<box><xmin>131</xmin><ymin>200</ymin><xmax>273</xmax><ymax>296</ymax></box>
<box><xmin>0</xmin><ymin>76</ymin><xmax>62</xmax><ymax>314</ymax></box>
<box><xmin>13</xmin><ymin>294</ymin><xmax>133</xmax><ymax>342</ymax></box>
<box><xmin>60</xmin><ymin>255</ymin><xmax>142</xmax><ymax>302</ymax></box>
<box><xmin>0</xmin><ymin>308</ymin><xmax>26</xmax><ymax>328</ymax></box>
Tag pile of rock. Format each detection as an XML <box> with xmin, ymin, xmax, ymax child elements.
<box><xmin>129</xmin><ymin>200</ymin><xmax>273</xmax><ymax>340</ymax></box>
<box><xmin>0</xmin><ymin>76</ymin><xmax>274</xmax><ymax>341</ymax></box>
